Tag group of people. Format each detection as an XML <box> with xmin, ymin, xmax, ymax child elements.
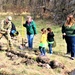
<box><xmin>24</xmin><ymin>15</ymin><xmax>75</xmax><ymax>60</ymax></box>
<box><xmin>23</xmin><ymin>16</ymin><xmax>54</xmax><ymax>56</ymax></box>
<box><xmin>0</xmin><ymin>14</ymin><xmax>75</xmax><ymax>60</ymax></box>
<box><xmin>39</xmin><ymin>28</ymin><xmax>54</xmax><ymax>56</ymax></box>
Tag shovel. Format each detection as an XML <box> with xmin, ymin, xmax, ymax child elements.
<box><xmin>19</xmin><ymin>16</ymin><xmax>26</xmax><ymax>50</ymax></box>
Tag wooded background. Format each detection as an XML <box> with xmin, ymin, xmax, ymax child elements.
<box><xmin>0</xmin><ymin>0</ymin><xmax>75</xmax><ymax>24</ymax></box>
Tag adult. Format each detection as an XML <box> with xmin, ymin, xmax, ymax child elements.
<box><xmin>62</xmin><ymin>14</ymin><xmax>75</xmax><ymax>60</ymax></box>
<box><xmin>0</xmin><ymin>16</ymin><xmax>14</xmax><ymax>50</ymax></box>
<box><xmin>23</xmin><ymin>16</ymin><xmax>37</xmax><ymax>49</ymax></box>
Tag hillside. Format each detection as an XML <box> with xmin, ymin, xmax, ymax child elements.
<box><xmin>0</xmin><ymin>16</ymin><xmax>75</xmax><ymax>75</ymax></box>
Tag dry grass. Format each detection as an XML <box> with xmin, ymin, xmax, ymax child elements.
<box><xmin>0</xmin><ymin>16</ymin><xmax>75</xmax><ymax>75</ymax></box>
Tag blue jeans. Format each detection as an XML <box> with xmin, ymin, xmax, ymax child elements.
<box><xmin>70</xmin><ymin>36</ymin><xmax>75</xmax><ymax>57</ymax></box>
<box><xmin>48</xmin><ymin>44</ymin><xmax>53</xmax><ymax>54</ymax></box>
<box><xmin>39</xmin><ymin>46</ymin><xmax>46</xmax><ymax>55</ymax></box>
<box><xmin>27</xmin><ymin>34</ymin><xmax>34</xmax><ymax>49</ymax></box>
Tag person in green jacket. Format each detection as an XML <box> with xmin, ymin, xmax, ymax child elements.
<box><xmin>62</xmin><ymin>14</ymin><xmax>75</xmax><ymax>60</ymax></box>
<box><xmin>23</xmin><ymin>16</ymin><xmax>37</xmax><ymax>49</ymax></box>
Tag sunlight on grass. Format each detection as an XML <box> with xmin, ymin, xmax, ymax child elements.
<box><xmin>0</xmin><ymin>15</ymin><xmax>75</xmax><ymax>75</ymax></box>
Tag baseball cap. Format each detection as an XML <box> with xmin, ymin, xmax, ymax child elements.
<box><xmin>7</xmin><ymin>16</ymin><xmax>12</xmax><ymax>21</ymax></box>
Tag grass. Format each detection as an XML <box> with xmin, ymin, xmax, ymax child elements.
<box><xmin>0</xmin><ymin>15</ymin><xmax>75</xmax><ymax>75</ymax></box>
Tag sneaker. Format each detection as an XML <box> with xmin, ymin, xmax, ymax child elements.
<box><xmin>40</xmin><ymin>53</ymin><xmax>45</xmax><ymax>56</ymax></box>
<box><xmin>49</xmin><ymin>51</ymin><xmax>53</xmax><ymax>54</ymax></box>
<box><xmin>50</xmin><ymin>53</ymin><xmax>52</xmax><ymax>55</ymax></box>
<box><xmin>42</xmin><ymin>54</ymin><xmax>46</xmax><ymax>56</ymax></box>
<box><xmin>28</xmin><ymin>48</ymin><xmax>33</xmax><ymax>50</ymax></box>
<box><xmin>70</xmin><ymin>57</ymin><xmax>74</xmax><ymax>60</ymax></box>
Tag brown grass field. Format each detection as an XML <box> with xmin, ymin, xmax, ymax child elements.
<box><xmin>0</xmin><ymin>15</ymin><xmax>75</xmax><ymax>75</ymax></box>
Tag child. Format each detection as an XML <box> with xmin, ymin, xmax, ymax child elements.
<box><xmin>39</xmin><ymin>28</ymin><xmax>47</xmax><ymax>56</ymax></box>
<box><xmin>10</xmin><ymin>22</ymin><xmax>19</xmax><ymax>37</ymax></box>
<box><xmin>47</xmin><ymin>28</ymin><xmax>54</xmax><ymax>54</ymax></box>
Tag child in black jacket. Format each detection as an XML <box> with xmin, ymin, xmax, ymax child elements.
<box><xmin>47</xmin><ymin>28</ymin><xmax>54</xmax><ymax>54</ymax></box>
<box><xmin>10</xmin><ymin>22</ymin><xmax>19</xmax><ymax>37</ymax></box>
